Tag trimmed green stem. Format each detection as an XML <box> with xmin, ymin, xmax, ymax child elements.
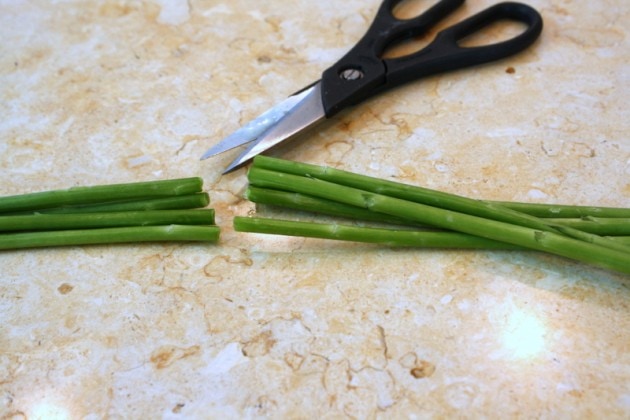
<box><xmin>493</xmin><ymin>201</ymin><xmax>630</xmax><ymax>218</ymax></box>
<box><xmin>0</xmin><ymin>210</ymin><xmax>215</xmax><ymax>232</ymax></box>
<box><xmin>0</xmin><ymin>177</ymin><xmax>203</xmax><ymax>213</ymax></box>
<box><xmin>234</xmin><ymin>216</ymin><xmax>521</xmax><ymax>249</ymax></box>
<box><xmin>552</xmin><ymin>225</ymin><xmax>630</xmax><ymax>254</ymax></box>
<box><xmin>247</xmin><ymin>166</ymin><xmax>630</xmax><ymax>274</ymax></box>
<box><xmin>251</xmin><ymin>156</ymin><xmax>559</xmax><ymax>233</ymax></box>
<box><xmin>26</xmin><ymin>193</ymin><xmax>210</xmax><ymax>214</ymax></box>
<box><xmin>544</xmin><ymin>217</ymin><xmax>630</xmax><ymax>236</ymax></box>
<box><xmin>610</xmin><ymin>236</ymin><xmax>630</xmax><ymax>245</ymax></box>
<box><xmin>245</xmin><ymin>186</ymin><xmax>412</xmax><ymax>226</ymax></box>
<box><xmin>0</xmin><ymin>225</ymin><xmax>219</xmax><ymax>250</ymax></box>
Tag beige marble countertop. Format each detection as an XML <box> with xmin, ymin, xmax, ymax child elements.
<box><xmin>1</xmin><ymin>0</ymin><xmax>629</xmax><ymax>418</ymax></box>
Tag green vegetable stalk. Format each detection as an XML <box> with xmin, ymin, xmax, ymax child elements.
<box><xmin>0</xmin><ymin>225</ymin><xmax>219</xmax><ymax>250</ymax></box>
<box><xmin>0</xmin><ymin>177</ymin><xmax>203</xmax><ymax>213</ymax></box>
<box><xmin>0</xmin><ymin>178</ymin><xmax>219</xmax><ymax>249</ymax></box>
<box><xmin>0</xmin><ymin>210</ymin><xmax>215</xmax><ymax>232</ymax></box>
<box><xmin>234</xmin><ymin>216</ymin><xmax>521</xmax><ymax>249</ymax></box>
<box><xmin>244</xmin><ymin>186</ymin><xmax>411</xmax><ymax>225</ymax></box>
<box><xmin>252</xmin><ymin>156</ymin><xmax>630</xmax><ymax>220</ymax></box>
<box><xmin>240</xmin><ymin>157</ymin><xmax>630</xmax><ymax>275</ymax></box>
<box><xmin>27</xmin><ymin>193</ymin><xmax>210</xmax><ymax>214</ymax></box>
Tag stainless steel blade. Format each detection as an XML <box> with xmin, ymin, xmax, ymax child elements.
<box><xmin>200</xmin><ymin>88</ymin><xmax>312</xmax><ymax>160</ymax></box>
<box><xmin>222</xmin><ymin>82</ymin><xmax>326</xmax><ymax>173</ymax></box>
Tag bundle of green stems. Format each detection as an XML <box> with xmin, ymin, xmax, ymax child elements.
<box><xmin>234</xmin><ymin>156</ymin><xmax>630</xmax><ymax>275</ymax></box>
<box><xmin>0</xmin><ymin>177</ymin><xmax>219</xmax><ymax>249</ymax></box>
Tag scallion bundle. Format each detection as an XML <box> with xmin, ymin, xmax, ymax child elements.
<box><xmin>234</xmin><ymin>156</ymin><xmax>630</xmax><ymax>275</ymax></box>
<box><xmin>0</xmin><ymin>178</ymin><xmax>219</xmax><ymax>249</ymax></box>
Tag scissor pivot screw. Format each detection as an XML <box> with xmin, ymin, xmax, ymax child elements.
<box><xmin>340</xmin><ymin>68</ymin><xmax>364</xmax><ymax>81</ymax></box>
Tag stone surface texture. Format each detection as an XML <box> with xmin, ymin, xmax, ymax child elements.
<box><xmin>1</xmin><ymin>0</ymin><xmax>629</xmax><ymax>418</ymax></box>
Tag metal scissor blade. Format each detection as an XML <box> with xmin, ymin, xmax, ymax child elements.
<box><xmin>222</xmin><ymin>82</ymin><xmax>326</xmax><ymax>174</ymax></box>
<box><xmin>200</xmin><ymin>88</ymin><xmax>312</xmax><ymax>160</ymax></box>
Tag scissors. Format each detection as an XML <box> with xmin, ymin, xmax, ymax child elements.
<box><xmin>201</xmin><ymin>0</ymin><xmax>543</xmax><ymax>173</ymax></box>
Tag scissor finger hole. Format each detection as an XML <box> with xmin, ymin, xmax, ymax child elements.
<box><xmin>385</xmin><ymin>0</ymin><xmax>463</xmax><ymax>59</ymax></box>
<box><xmin>457</xmin><ymin>19</ymin><xmax>529</xmax><ymax>47</ymax></box>
<box><xmin>391</xmin><ymin>0</ymin><xmax>435</xmax><ymax>20</ymax></box>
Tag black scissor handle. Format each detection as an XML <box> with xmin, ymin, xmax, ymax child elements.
<box><xmin>369</xmin><ymin>0</ymin><xmax>465</xmax><ymax>53</ymax></box>
<box><xmin>320</xmin><ymin>1</ymin><xmax>543</xmax><ymax>117</ymax></box>
<box><xmin>385</xmin><ymin>2</ymin><xmax>543</xmax><ymax>85</ymax></box>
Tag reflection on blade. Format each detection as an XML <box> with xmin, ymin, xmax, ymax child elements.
<box><xmin>223</xmin><ymin>82</ymin><xmax>326</xmax><ymax>174</ymax></box>
<box><xmin>200</xmin><ymin>88</ymin><xmax>312</xmax><ymax>160</ymax></box>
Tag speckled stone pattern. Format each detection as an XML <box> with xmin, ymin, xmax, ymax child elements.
<box><xmin>1</xmin><ymin>0</ymin><xmax>629</xmax><ymax>418</ymax></box>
